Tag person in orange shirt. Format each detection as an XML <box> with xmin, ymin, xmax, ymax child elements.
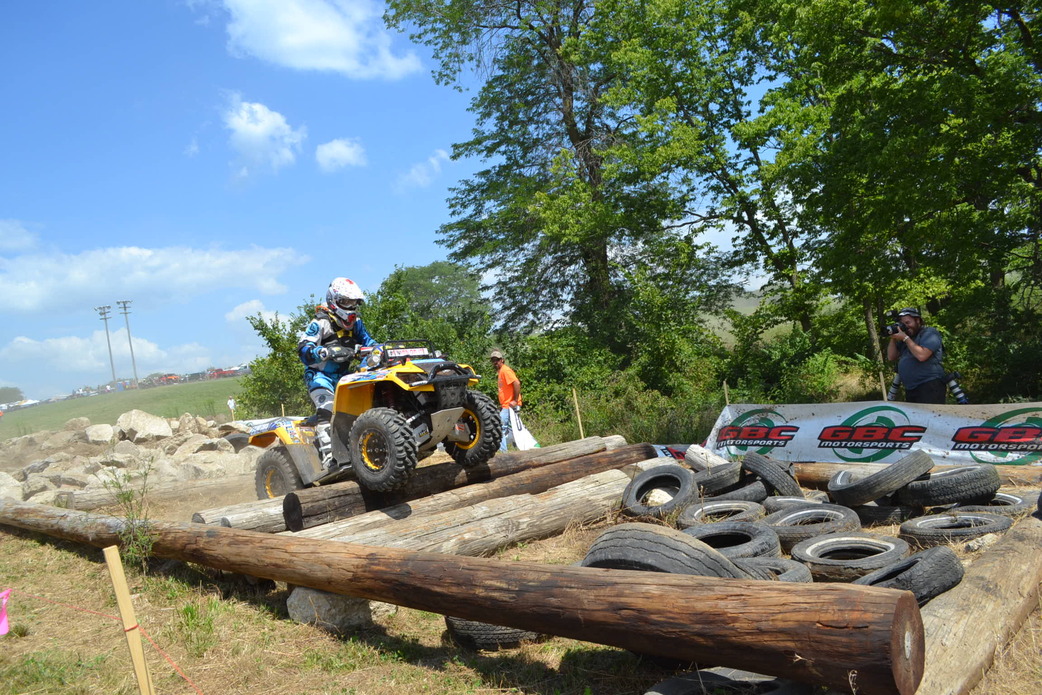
<box><xmin>490</xmin><ymin>349</ymin><xmax>521</xmax><ymax>452</ymax></box>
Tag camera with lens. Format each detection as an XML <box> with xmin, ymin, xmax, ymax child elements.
<box><xmin>882</xmin><ymin>310</ymin><xmax>902</xmax><ymax>337</ymax></box>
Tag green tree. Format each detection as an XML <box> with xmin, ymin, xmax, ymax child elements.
<box><xmin>386</xmin><ymin>0</ymin><xmax>700</xmax><ymax>347</ymax></box>
<box><xmin>236</xmin><ymin>301</ymin><xmax>315</xmax><ymax>418</ymax></box>
<box><xmin>0</xmin><ymin>386</ymin><xmax>24</xmax><ymax>404</ymax></box>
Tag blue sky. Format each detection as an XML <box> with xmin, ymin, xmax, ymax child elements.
<box><xmin>1</xmin><ymin>0</ymin><xmax>483</xmax><ymax>400</ymax></box>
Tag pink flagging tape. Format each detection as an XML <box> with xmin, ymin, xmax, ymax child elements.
<box><xmin>0</xmin><ymin>588</ymin><xmax>11</xmax><ymax>635</ymax></box>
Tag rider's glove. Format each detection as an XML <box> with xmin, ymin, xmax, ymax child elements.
<box><xmin>325</xmin><ymin>345</ymin><xmax>355</xmax><ymax>363</ymax></box>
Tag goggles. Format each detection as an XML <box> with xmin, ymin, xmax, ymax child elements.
<box><xmin>336</xmin><ymin>299</ymin><xmax>360</xmax><ymax>311</ymax></box>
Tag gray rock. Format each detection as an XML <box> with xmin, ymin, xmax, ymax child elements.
<box><xmin>112</xmin><ymin>440</ymin><xmax>141</xmax><ymax>456</ymax></box>
<box><xmin>286</xmin><ymin>587</ymin><xmax>397</xmax><ymax>634</ymax></box>
<box><xmin>42</xmin><ymin>430</ymin><xmax>82</xmax><ymax>449</ymax></box>
<box><xmin>85</xmin><ymin>424</ymin><xmax>116</xmax><ymax>444</ymax></box>
<box><xmin>22</xmin><ymin>474</ymin><xmax>55</xmax><ymax>499</ymax></box>
<box><xmin>116</xmin><ymin>409</ymin><xmax>173</xmax><ymax>443</ymax></box>
<box><xmin>0</xmin><ymin>472</ymin><xmax>21</xmax><ymax>500</ymax></box>
<box><xmin>58</xmin><ymin>471</ymin><xmax>94</xmax><ymax>489</ymax></box>
<box><xmin>63</xmin><ymin>417</ymin><xmax>91</xmax><ymax>431</ymax></box>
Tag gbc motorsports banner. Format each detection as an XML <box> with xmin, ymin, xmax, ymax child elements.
<box><xmin>705</xmin><ymin>401</ymin><xmax>1042</xmax><ymax>466</ymax></box>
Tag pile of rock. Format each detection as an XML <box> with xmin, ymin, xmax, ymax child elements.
<box><xmin>0</xmin><ymin>409</ymin><xmax>261</xmax><ymax>504</ymax></box>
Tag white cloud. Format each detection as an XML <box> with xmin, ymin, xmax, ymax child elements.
<box><xmin>223</xmin><ymin>94</ymin><xmax>306</xmax><ymax>178</ymax></box>
<box><xmin>395</xmin><ymin>149</ymin><xmax>450</xmax><ymax>192</ymax></box>
<box><xmin>0</xmin><ymin>220</ymin><xmax>39</xmax><ymax>252</ymax></box>
<box><xmin>0</xmin><ymin>331</ymin><xmax>211</xmax><ymax>383</ymax></box>
<box><xmin>219</xmin><ymin>0</ymin><xmax>421</xmax><ymax>80</ymax></box>
<box><xmin>185</xmin><ymin>137</ymin><xmax>200</xmax><ymax>157</ymax></box>
<box><xmin>225</xmin><ymin>299</ymin><xmax>279</xmax><ymax>324</ymax></box>
<box><xmin>316</xmin><ymin>138</ymin><xmax>366</xmax><ymax>172</ymax></box>
<box><xmin>0</xmin><ymin>245</ymin><xmax>308</xmax><ymax>314</ymax></box>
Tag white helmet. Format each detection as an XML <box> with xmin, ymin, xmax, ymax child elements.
<box><xmin>326</xmin><ymin>277</ymin><xmax>365</xmax><ymax>327</ymax></box>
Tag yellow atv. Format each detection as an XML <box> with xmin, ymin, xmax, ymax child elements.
<box><xmin>249</xmin><ymin>340</ymin><xmax>502</xmax><ymax>498</ymax></box>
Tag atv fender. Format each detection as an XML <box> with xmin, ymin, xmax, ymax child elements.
<box><xmin>279</xmin><ymin>442</ymin><xmax>326</xmax><ymax>486</ymax></box>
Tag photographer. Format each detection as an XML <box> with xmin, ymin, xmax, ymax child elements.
<box><xmin>886</xmin><ymin>307</ymin><xmax>946</xmax><ymax>404</ymax></box>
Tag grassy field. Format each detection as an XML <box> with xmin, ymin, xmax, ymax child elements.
<box><xmin>0</xmin><ymin>378</ymin><xmax>244</xmax><ymax>440</ymax></box>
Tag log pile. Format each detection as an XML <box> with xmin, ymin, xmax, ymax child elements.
<box><xmin>0</xmin><ymin>498</ymin><xmax>925</xmax><ymax>695</ymax></box>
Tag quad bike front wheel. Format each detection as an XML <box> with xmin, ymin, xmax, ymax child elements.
<box><xmin>445</xmin><ymin>390</ymin><xmax>502</xmax><ymax>468</ymax></box>
<box><xmin>254</xmin><ymin>447</ymin><xmax>304</xmax><ymax>499</ymax></box>
<box><xmin>349</xmin><ymin>407</ymin><xmax>418</xmax><ymax>492</ymax></box>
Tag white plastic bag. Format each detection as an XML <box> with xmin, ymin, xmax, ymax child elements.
<box><xmin>509</xmin><ymin>408</ymin><xmax>540</xmax><ymax>451</ymax></box>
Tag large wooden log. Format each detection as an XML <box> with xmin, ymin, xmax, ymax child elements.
<box><xmin>55</xmin><ymin>475</ymin><xmax>254</xmax><ymax>511</ymax></box>
<box><xmin>914</xmin><ymin>514</ymin><xmax>1042</xmax><ymax>695</ymax></box>
<box><xmin>0</xmin><ymin>499</ymin><xmax>924</xmax><ymax>695</ymax></box>
<box><xmin>293</xmin><ymin>466</ymin><xmax>646</xmax><ymax>552</ymax></box>
<box><xmin>793</xmin><ymin>461</ymin><xmax>1042</xmax><ymax>490</ymax></box>
<box><xmin>290</xmin><ymin>452</ymin><xmax>658</xmax><ymax>544</ymax></box>
<box><xmin>190</xmin><ymin>436</ymin><xmax>630</xmax><ymax>533</ymax></box>
<box><xmin>282</xmin><ymin>437</ymin><xmax>640</xmax><ymax>532</ymax></box>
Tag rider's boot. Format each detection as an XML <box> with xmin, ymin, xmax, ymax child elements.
<box><xmin>316</xmin><ymin>423</ymin><xmax>334</xmax><ymax>470</ymax></box>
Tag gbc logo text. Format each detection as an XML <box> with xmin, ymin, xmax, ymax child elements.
<box><xmin>817</xmin><ymin>425</ymin><xmax>926</xmax><ymax>450</ymax></box>
<box><xmin>718</xmin><ymin>425</ymin><xmax>798</xmax><ymax>446</ymax></box>
<box><xmin>952</xmin><ymin>426</ymin><xmax>1042</xmax><ymax>451</ymax></box>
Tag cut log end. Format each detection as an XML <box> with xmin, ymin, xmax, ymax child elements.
<box><xmin>889</xmin><ymin>590</ymin><xmax>926</xmax><ymax>695</ymax></box>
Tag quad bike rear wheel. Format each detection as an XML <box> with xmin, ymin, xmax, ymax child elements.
<box><xmin>445</xmin><ymin>390</ymin><xmax>501</xmax><ymax>468</ymax></box>
<box><xmin>349</xmin><ymin>407</ymin><xmax>418</xmax><ymax>492</ymax></box>
<box><xmin>255</xmin><ymin>447</ymin><xmax>304</xmax><ymax>499</ymax></box>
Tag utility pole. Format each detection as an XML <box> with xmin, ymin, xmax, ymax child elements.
<box><xmin>95</xmin><ymin>305</ymin><xmax>117</xmax><ymax>386</ymax></box>
<box><xmin>116</xmin><ymin>300</ymin><xmax>139</xmax><ymax>389</ymax></box>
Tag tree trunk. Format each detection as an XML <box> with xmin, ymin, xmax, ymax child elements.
<box><xmin>56</xmin><ymin>475</ymin><xmax>254</xmax><ymax>511</ymax></box>
<box><xmin>191</xmin><ymin>499</ymin><xmax>286</xmax><ymax>533</ymax></box>
<box><xmin>0</xmin><ymin>499</ymin><xmax>924</xmax><ymax>695</ymax></box>
<box><xmin>289</xmin><ymin>452</ymin><xmax>654</xmax><ymax>541</ymax></box>
<box><xmin>285</xmin><ymin>442</ymin><xmax>654</xmax><ymax>532</ymax></box>
<box><xmin>915</xmin><ymin>515</ymin><xmax>1042</xmax><ymax>695</ymax></box>
<box><xmin>793</xmin><ymin>461</ymin><xmax>1042</xmax><ymax>489</ymax></box>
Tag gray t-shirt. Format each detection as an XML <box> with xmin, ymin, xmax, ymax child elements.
<box><xmin>897</xmin><ymin>326</ymin><xmax>945</xmax><ymax>389</ymax></box>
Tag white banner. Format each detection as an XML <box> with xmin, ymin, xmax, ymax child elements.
<box><xmin>705</xmin><ymin>401</ymin><xmax>1042</xmax><ymax>466</ymax></box>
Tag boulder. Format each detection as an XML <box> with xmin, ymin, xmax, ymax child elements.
<box><xmin>116</xmin><ymin>409</ymin><xmax>173</xmax><ymax>443</ymax></box>
<box><xmin>0</xmin><ymin>472</ymin><xmax>21</xmax><ymax>500</ymax></box>
<box><xmin>42</xmin><ymin>430</ymin><xmax>83</xmax><ymax>449</ymax></box>
<box><xmin>85</xmin><ymin>424</ymin><xmax>116</xmax><ymax>445</ymax></box>
<box><xmin>23</xmin><ymin>474</ymin><xmax>55</xmax><ymax>500</ymax></box>
<box><xmin>286</xmin><ymin>587</ymin><xmax>397</xmax><ymax>634</ymax></box>
<box><xmin>178</xmin><ymin>413</ymin><xmax>202</xmax><ymax>435</ymax></box>
<box><xmin>112</xmin><ymin>440</ymin><xmax>141</xmax><ymax>456</ymax></box>
<box><xmin>63</xmin><ymin>417</ymin><xmax>91</xmax><ymax>431</ymax></box>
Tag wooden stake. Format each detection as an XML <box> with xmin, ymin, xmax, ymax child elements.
<box><xmin>879</xmin><ymin>372</ymin><xmax>887</xmax><ymax>400</ymax></box>
<box><xmin>571</xmin><ymin>387</ymin><xmax>585</xmax><ymax>439</ymax></box>
<box><xmin>102</xmin><ymin>546</ymin><xmax>155</xmax><ymax>695</ymax></box>
<box><xmin>723</xmin><ymin>380</ymin><xmax>730</xmax><ymax>406</ymax></box>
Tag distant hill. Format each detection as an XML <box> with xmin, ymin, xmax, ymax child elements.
<box><xmin>0</xmin><ymin>377</ymin><xmax>244</xmax><ymax>440</ymax></box>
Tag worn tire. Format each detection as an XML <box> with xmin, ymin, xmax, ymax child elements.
<box><xmin>677</xmin><ymin>500</ymin><xmax>765</xmax><ymax>527</ymax></box>
<box><xmin>763</xmin><ymin>503</ymin><xmax>862</xmax><ymax>552</ymax></box>
<box><xmin>898</xmin><ymin>511</ymin><xmax>1013</xmax><ymax>548</ymax></box>
<box><xmin>682</xmin><ymin>521</ymin><xmax>781</xmax><ymax>559</ymax></box>
<box><xmin>646</xmin><ymin>669</ymin><xmax>814</xmax><ymax>695</ymax></box>
<box><xmin>444</xmin><ymin>390</ymin><xmax>502</xmax><ymax>468</ymax></box>
<box><xmin>790</xmin><ymin>532</ymin><xmax>911</xmax><ymax>582</ymax></box>
<box><xmin>762</xmin><ymin>496</ymin><xmax>825</xmax><ymax>515</ymax></box>
<box><xmin>827</xmin><ymin>450</ymin><xmax>935</xmax><ymax>507</ymax></box>
<box><xmin>742</xmin><ymin>453</ymin><xmax>803</xmax><ymax>497</ymax></box>
<box><xmin>349</xmin><ymin>408</ymin><xmax>418</xmax><ymax>492</ymax></box>
<box><xmin>444</xmin><ymin>615</ymin><xmax>545</xmax><ymax>651</ymax></box>
<box><xmin>581</xmin><ymin>522</ymin><xmax>746</xmax><ymax>579</ymax></box>
<box><xmin>622</xmin><ymin>464</ymin><xmax>698</xmax><ymax>519</ymax></box>
<box><xmin>710</xmin><ymin>480</ymin><xmax>769</xmax><ymax>502</ymax></box>
<box><xmin>223</xmin><ymin>432</ymin><xmax>251</xmax><ymax>453</ymax></box>
<box><xmin>895</xmin><ymin>465</ymin><xmax>1002</xmax><ymax>507</ymax></box>
<box><xmin>853</xmin><ymin>546</ymin><xmax>964</xmax><ymax>605</ymax></box>
<box><xmin>734</xmin><ymin>557</ymin><xmax>814</xmax><ymax>583</ymax></box>
<box><xmin>853</xmin><ymin>501</ymin><xmax>924</xmax><ymax>527</ymax></box>
<box><xmin>954</xmin><ymin>489</ymin><xmax>1041</xmax><ymax>517</ymax></box>
<box><xmin>254</xmin><ymin>447</ymin><xmax>304</xmax><ymax>499</ymax></box>
<box><xmin>692</xmin><ymin>462</ymin><xmax>743</xmax><ymax>496</ymax></box>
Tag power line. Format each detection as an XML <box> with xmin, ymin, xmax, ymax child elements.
<box><xmin>117</xmin><ymin>300</ymin><xmax>139</xmax><ymax>389</ymax></box>
<box><xmin>94</xmin><ymin>305</ymin><xmax>117</xmax><ymax>385</ymax></box>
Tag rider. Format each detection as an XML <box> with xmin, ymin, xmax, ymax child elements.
<box><xmin>298</xmin><ymin>277</ymin><xmax>378</xmax><ymax>469</ymax></box>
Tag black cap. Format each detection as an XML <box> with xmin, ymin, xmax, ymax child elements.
<box><xmin>897</xmin><ymin>307</ymin><xmax>921</xmax><ymax>318</ymax></box>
